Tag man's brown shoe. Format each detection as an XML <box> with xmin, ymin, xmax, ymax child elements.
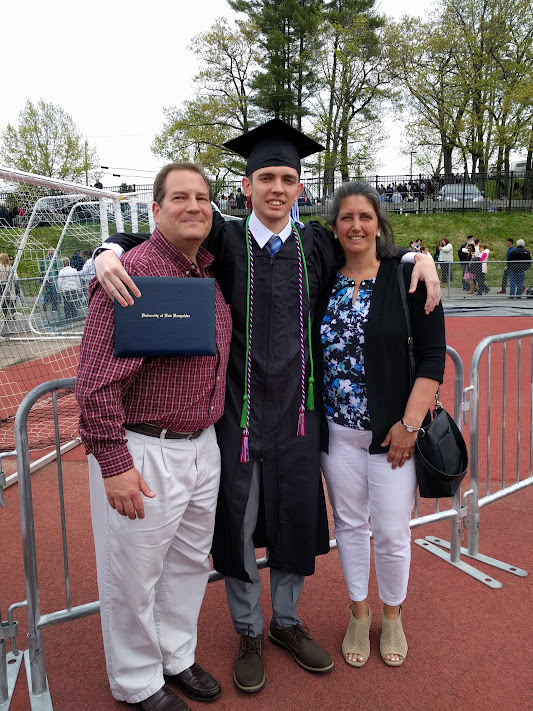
<box><xmin>233</xmin><ymin>633</ymin><xmax>265</xmax><ymax>693</ymax></box>
<box><xmin>133</xmin><ymin>684</ymin><xmax>190</xmax><ymax>711</ymax></box>
<box><xmin>268</xmin><ymin>622</ymin><xmax>334</xmax><ymax>672</ymax></box>
<box><xmin>165</xmin><ymin>662</ymin><xmax>221</xmax><ymax>702</ymax></box>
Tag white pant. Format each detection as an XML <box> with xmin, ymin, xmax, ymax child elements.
<box><xmin>321</xmin><ymin>421</ymin><xmax>416</xmax><ymax>606</ymax></box>
<box><xmin>89</xmin><ymin>426</ymin><xmax>220</xmax><ymax>704</ymax></box>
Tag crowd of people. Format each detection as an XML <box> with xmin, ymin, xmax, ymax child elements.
<box><xmin>403</xmin><ymin>234</ymin><xmax>531</xmax><ymax>297</ymax></box>
<box><xmin>36</xmin><ymin>247</ymin><xmax>96</xmax><ymax>318</ymax></box>
<box><xmin>0</xmin><ymin>248</ymin><xmax>98</xmax><ymax>327</ymax></box>
<box><xmin>377</xmin><ymin>180</ymin><xmax>433</xmax><ymax>202</ymax></box>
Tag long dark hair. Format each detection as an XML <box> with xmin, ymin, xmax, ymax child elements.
<box><xmin>327</xmin><ymin>181</ymin><xmax>397</xmax><ymax>259</ymax></box>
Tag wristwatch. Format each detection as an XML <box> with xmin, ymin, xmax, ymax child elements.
<box><xmin>401</xmin><ymin>419</ymin><xmax>422</xmax><ymax>433</ymax></box>
<box><xmin>92</xmin><ymin>247</ymin><xmax>108</xmax><ymax>260</ymax></box>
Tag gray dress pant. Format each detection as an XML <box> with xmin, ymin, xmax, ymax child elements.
<box><xmin>225</xmin><ymin>462</ymin><xmax>304</xmax><ymax>637</ymax></box>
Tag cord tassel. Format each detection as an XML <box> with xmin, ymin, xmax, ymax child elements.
<box><xmin>297</xmin><ymin>406</ymin><xmax>306</xmax><ymax>437</ymax></box>
<box><xmin>240</xmin><ymin>395</ymin><xmax>248</xmax><ymax>429</ymax></box>
<box><xmin>306</xmin><ymin>376</ymin><xmax>315</xmax><ymax>411</ymax></box>
<box><xmin>240</xmin><ymin>429</ymin><xmax>250</xmax><ymax>463</ymax></box>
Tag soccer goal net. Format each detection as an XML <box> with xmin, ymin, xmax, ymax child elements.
<box><xmin>0</xmin><ymin>166</ymin><xmax>153</xmax><ymax>452</ymax></box>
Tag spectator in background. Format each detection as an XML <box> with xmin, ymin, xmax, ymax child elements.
<box><xmin>0</xmin><ymin>253</ymin><xmax>17</xmax><ymax>320</ymax></box>
<box><xmin>38</xmin><ymin>248</ymin><xmax>59</xmax><ymax>312</ymax></box>
<box><xmin>57</xmin><ymin>257</ymin><xmax>83</xmax><ymax>319</ymax></box>
<box><xmin>437</xmin><ymin>238</ymin><xmax>453</xmax><ymax>283</ymax></box>
<box><xmin>498</xmin><ymin>239</ymin><xmax>514</xmax><ymax>294</ymax></box>
<box><xmin>468</xmin><ymin>239</ymin><xmax>483</xmax><ymax>289</ymax></box>
<box><xmin>463</xmin><ymin>244</ymin><xmax>478</xmax><ymax>294</ymax></box>
<box><xmin>458</xmin><ymin>235</ymin><xmax>475</xmax><ymax>291</ymax></box>
<box><xmin>82</xmin><ymin>254</ymin><xmax>96</xmax><ymax>289</ymax></box>
<box><xmin>8</xmin><ymin>255</ymin><xmax>23</xmax><ymax>308</ymax></box>
<box><xmin>70</xmin><ymin>250</ymin><xmax>85</xmax><ymax>271</ymax></box>
<box><xmin>508</xmin><ymin>239</ymin><xmax>531</xmax><ymax>299</ymax></box>
<box><xmin>0</xmin><ymin>204</ymin><xmax>19</xmax><ymax>227</ymax></box>
<box><xmin>390</xmin><ymin>190</ymin><xmax>403</xmax><ymax>209</ymax></box>
<box><xmin>236</xmin><ymin>188</ymin><xmax>246</xmax><ymax>209</ymax></box>
<box><xmin>476</xmin><ymin>244</ymin><xmax>490</xmax><ymax>295</ymax></box>
<box><xmin>94</xmin><ymin>179</ymin><xmax>103</xmax><ymax>189</ymax></box>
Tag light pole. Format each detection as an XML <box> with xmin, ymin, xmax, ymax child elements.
<box><xmin>410</xmin><ymin>151</ymin><xmax>417</xmax><ymax>182</ymax></box>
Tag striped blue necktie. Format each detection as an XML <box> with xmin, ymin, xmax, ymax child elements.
<box><xmin>267</xmin><ymin>234</ymin><xmax>282</xmax><ymax>256</ymax></box>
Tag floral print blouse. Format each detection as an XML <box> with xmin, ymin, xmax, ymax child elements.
<box><xmin>321</xmin><ymin>271</ymin><xmax>375</xmax><ymax>430</ymax></box>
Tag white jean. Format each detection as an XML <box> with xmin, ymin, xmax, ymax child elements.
<box><xmin>89</xmin><ymin>426</ymin><xmax>220</xmax><ymax>704</ymax></box>
<box><xmin>321</xmin><ymin>421</ymin><xmax>416</xmax><ymax>606</ymax></box>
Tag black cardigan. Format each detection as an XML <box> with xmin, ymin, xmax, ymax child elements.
<box><xmin>315</xmin><ymin>258</ymin><xmax>446</xmax><ymax>454</ymax></box>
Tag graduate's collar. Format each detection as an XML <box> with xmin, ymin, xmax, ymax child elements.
<box><xmin>248</xmin><ymin>212</ymin><xmax>293</xmax><ymax>249</ymax></box>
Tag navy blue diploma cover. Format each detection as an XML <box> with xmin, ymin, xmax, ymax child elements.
<box><xmin>114</xmin><ymin>276</ymin><xmax>216</xmax><ymax>357</ymax></box>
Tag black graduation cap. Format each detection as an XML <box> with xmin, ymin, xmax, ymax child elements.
<box><xmin>224</xmin><ymin>118</ymin><xmax>325</xmax><ymax>176</ymax></box>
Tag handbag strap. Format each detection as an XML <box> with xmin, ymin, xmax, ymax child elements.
<box><xmin>398</xmin><ymin>263</ymin><xmax>415</xmax><ymax>388</ymax></box>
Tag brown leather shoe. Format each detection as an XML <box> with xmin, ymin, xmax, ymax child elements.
<box><xmin>165</xmin><ymin>662</ymin><xmax>221</xmax><ymax>702</ymax></box>
<box><xmin>268</xmin><ymin>621</ymin><xmax>334</xmax><ymax>672</ymax></box>
<box><xmin>133</xmin><ymin>684</ymin><xmax>190</xmax><ymax>711</ymax></box>
<box><xmin>233</xmin><ymin>633</ymin><xmax>265</xmax><ymax>693</ymax></box>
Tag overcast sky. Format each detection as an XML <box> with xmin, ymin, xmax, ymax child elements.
<box><xmin>2</xmin><ymin>0</ymin><xmax>434</xmax><ymax>186</ymax></box>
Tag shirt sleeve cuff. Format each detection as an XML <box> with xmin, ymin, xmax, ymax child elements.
<box><xmin>95</xmin><ymin>444</ymin><xmax>134</xmax><ymax>478</ymax></box>
<box><xmin>92</xmin><ymin>242</ymin><xmax>124</xmax><ymax>260</ymax></box>
<box><xmin>400</xmin><ymin>251</ymin><xmax>416</xmax><ymax>264</ymax></box>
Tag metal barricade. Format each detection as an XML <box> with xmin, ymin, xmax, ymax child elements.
<box><xmin>414</xmin><ymin>332</ymin><xmax>531</xmax><ymax>587</ymax></box>
<box><xmin>466</xmin><ymin>329</ymin><xmax>531</xmax><ymax>571</ymax></box>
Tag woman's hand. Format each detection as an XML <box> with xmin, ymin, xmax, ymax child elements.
<box><xmin>381</xmin><ymin>421</ymin><xmax>417</xmax><ymax>469</ymax></box>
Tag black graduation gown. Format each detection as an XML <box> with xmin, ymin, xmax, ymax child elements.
<box><xmin>205</xmin><ymin>215</ymin><xmax>342</xmax><ymax>581</ymax></box>
<box><xmin>107</xmin><ymin>216</ymin><xmax>341</xmax><ymax>582</ymax></box>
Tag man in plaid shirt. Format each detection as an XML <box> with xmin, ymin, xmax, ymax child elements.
<box><xmin>76</xmin><ymin>163</ymin><xmax>232</xmax><ymax>711</ymax></box>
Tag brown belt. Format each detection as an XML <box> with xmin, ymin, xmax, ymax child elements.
<box><xmin>125</xmin><ymin>423</ymin><xmax>204</xmax><ymax>440</ymax></box>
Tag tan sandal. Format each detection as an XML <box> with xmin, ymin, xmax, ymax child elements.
<box><xmin>342</xmin><ymin>605</ymin><xmax>371</xmax><ymax>667</ymax></box>
<box><xmin>380</xmin><ymin>606</ymin><xmax>407</xmax><ymax>667</ymax></box>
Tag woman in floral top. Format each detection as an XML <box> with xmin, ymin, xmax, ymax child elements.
<box><xmin>320</xmin><ymin>182</ymin><xmax>446</xmax><ymax>669</ymax></box>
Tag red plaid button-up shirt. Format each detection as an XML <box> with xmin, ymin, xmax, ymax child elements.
<box><xmin>75</xmin><ymin>228</ymin><xmax>232</xmax><ymax>478</ymax></box>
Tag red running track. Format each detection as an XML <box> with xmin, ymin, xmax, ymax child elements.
<box><xmin>1</xmin><ymin>316</ymin><xmax>532</xmax><ymax>711</ymax></box>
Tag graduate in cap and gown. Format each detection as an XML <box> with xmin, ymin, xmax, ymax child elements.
<box><xmin>93</xmin><ymin>121</ymin><xmax>441</xmax><ymax>693</ymax></box>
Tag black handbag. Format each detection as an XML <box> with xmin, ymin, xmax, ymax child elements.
<box><xmin>398</xmin><ymin>264</ymin><xmax>468</xmax><ymax>497</ymax></box>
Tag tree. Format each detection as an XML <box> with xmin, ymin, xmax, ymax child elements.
<box><xmin>386</xmin><ymin>17</ymin><xmax>469</xmax><ymax>177</ymax></box>
<box><xmin>314</xmin><ymin>0</ymin><xmax>389</xmax><ymax>189</ymax></box>
<box><xmin>391</xmin><ymin>0</ymin><xmax>533</xmax><ymax>180</ymax></box>
<box><xmin>229</xmin><ymin>0</ymin><xmax>323</xmax><ymax>128</ymax></box>
<box><xmin>152</xmin><ymin>17</ymin><xmax>258</xmax><ymax>177</ymax></box>
<box><xmin>0</xmin><ymin>99</ymin><xmax>98</xmax><ymax>183</ymax></box>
